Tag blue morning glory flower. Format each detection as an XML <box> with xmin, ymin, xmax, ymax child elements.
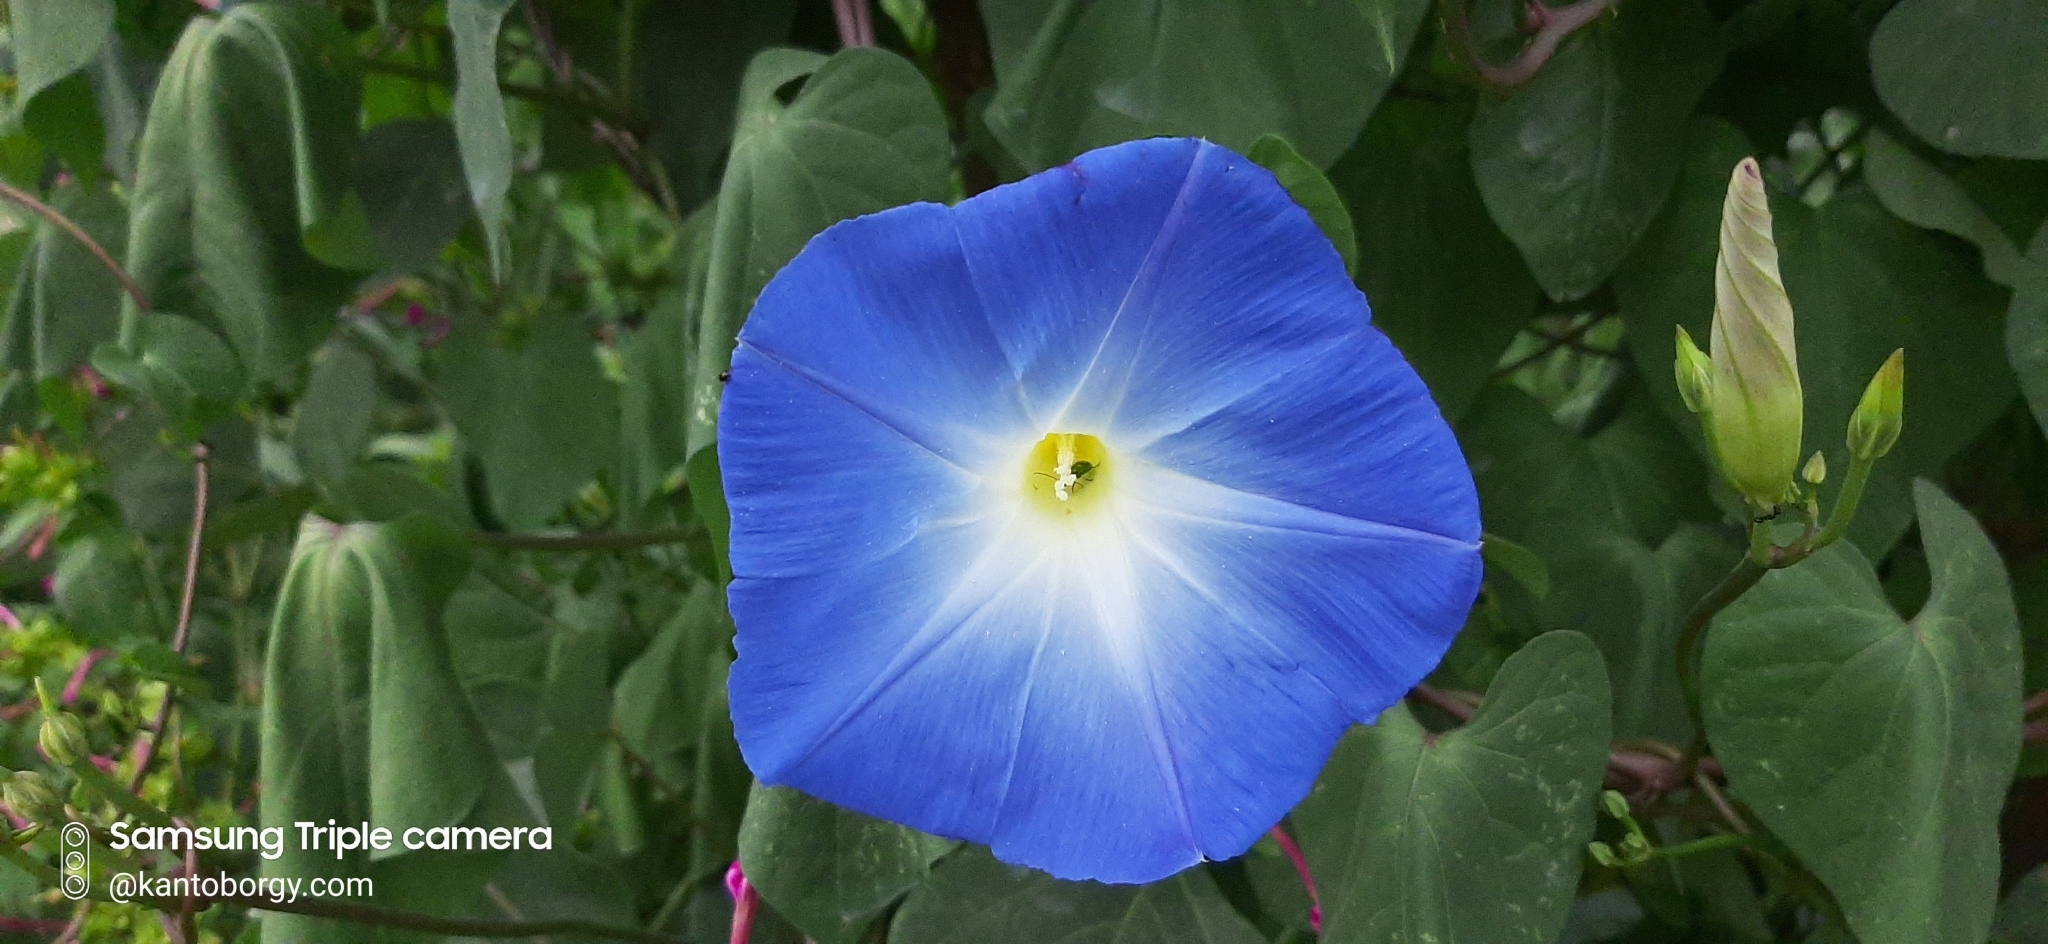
<box><xmin>718</xmin><ymin>137</ymin><xmax>1482</xmax><ymax>884</ymax></box>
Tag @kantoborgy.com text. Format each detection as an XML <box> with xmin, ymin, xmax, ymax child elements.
<box><xmin>108</xmin><ymin>871</ymin><xmax>373</xmax><ymax>906</ymax></box>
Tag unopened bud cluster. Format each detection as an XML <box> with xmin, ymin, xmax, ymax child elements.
<box><xmin>1</xmin><ymin>769</ymin><xmax>62</xmax><ymax>825</ymax></box>
<box><xmin>1674</xmin><ymin>157</ymin><xmax>1903</xmax><ymax>513</ymax></box>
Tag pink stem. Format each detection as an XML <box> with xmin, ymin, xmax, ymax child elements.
<box><xmin>62</xmin><ymin>649</ymin><xmax>109</xmax><ymax>704</ymax></box>
<box><xmin>831</xmin><ymin>0</ymin><xmax>875</xmax><ymax>47</ymax></box>
<box><xmin>1268</xmin><ymin>824</ymin><xmax>1322</xmax><ymax>934</ymax></box>
<box><xmin>727</xmin><ymin>861</ymin><xmax>760</xmax><ymax>944</ymax></box>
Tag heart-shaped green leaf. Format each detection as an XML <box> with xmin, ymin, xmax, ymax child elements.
<box><xmin>1703</xmin><ymin>480</ymin><xmax>2023</xmax><ymax>944</ymax></box>
<box><xmin>1467</xmin><ymin>0</ymin><xmax>1723</xmax><ymax>301</ymax></box>
<box><xmin>1295</xmin><ymin>630</ymin><xmax>1613</xmax><ymax>944</ymax></box>
<box><xmin>981</xmin><ymin>0</ymin><xmax>1431</xmax><ymax>171</ymax></box>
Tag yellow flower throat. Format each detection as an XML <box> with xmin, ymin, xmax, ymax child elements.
<box><xmin>1024</xmin><ymin>433</ymin><xmax>1110</xmax><ymax>517</ymax></box>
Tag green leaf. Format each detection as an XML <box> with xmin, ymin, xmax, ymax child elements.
<box><xmin>981</xmin><ymin>0</ymin><xmax>1431</xmax><ymax>171</ymax></box>
<box><xmin>448</xmin><ymin>0</ymin><xmax>517</xmax><ymax>277</ymax></box>
<box><xmin>2006</xmin><ymin>222</ymin><xmax>2048</xmax><ymax>434</ymax></box>
<box><xmin>21</xmin><ymin>72</ymin><xmax>106</xmax><ymax>181</ymax></box>
<box><xmin>1586</xmin><ymin>384</ymin><xmax>1721</xmax><ymax>544</ymax></box>
<box><xmin>687</xmin><ymin>444</ymin><xmax>731</xmax><ymax>582</ymax></box>
<box><xmin>291</xmin><ymin>336</ymin><xmax>378</xmax><ymax>488</ymax></box>
<box><xmin>435</xmin><ymin>312</ymin><xmax>620</xmax><ymax>530</ymax></box>
<box><xmin>618</xmin><ymin>205</ymin><xmax>712</xmax><ymax>518</ymax></box>
<box><xmin>6</xmin><ymin>0</ymin><xmax>114</xmax><ymax>108</ymax></box>
<box><xmin>52</xmin><ymin>534</ymin><xmax>167</xmax><ymax>645</ymax></box>
<box><xmin>90</xmin><ymin>312</ymin><xmax>245</xmax><ymax>434</ymax></box>
<box><xmin>633</xmin><ymin>0</ymin><xmax>800</xmax><ymax>211</ymax></box>
<box><xmin>1332</xmin><ymin>96</ymin><xmax>1539</xmax><ymax>421</ymax></box>
<box><xmin>358</xmin><ymin>118</ymin><xmax>473</xmax><ymax>274</ymax></box>
<box><xmin>1467</xmin><ymin>0</ymin><xmax>1724</xmax><ymax>300</ymax></box>
<box><xmin>1293</xmin><ymin>631</ymin><xmax>1612</xmax><ymax>944</ymax></box>
<box><xmin>1871</xmin><ymin>0</ymin><xmax>2048</xmax><ymax>159</ymax></box>
<box><xmin>739</xmin><ymin>785</ymin><xmax>955</xmax><ymax>944</ymax></box>
<box><xmin>1617</xmin><ymin>119</ymin><xmax>2016</xmax><ymax>555</ymax></box>
<box><xmin>1995</xmin><ymin>864</ymin><xmax>2048</xmax><ymax>944</ymax></box>
<box><xmin>124</xmin><ymin>1</ymin><xmax>376</xmax><ymax>385</ymax></box>
<box><xmin>8</xmin><ymin>0</ymin><xmax>113</xmax><ymax>178</ymax></box>
<box><xmin>891</xmin><ymin>845</ymin><xmax>1265</xmax><ymax>944</ymax></box>
<box><xmin>1460</xmin><ymin>387</ymin><xmax>1621</xmax><ymax>541</ymax></box>
<box><xmin>261</xmin><ymin>514</ymin><xmax>517</xmax><ymax>941</ymax></box>
<box><xmin>1702</xmin><ymin>480</ymin><xmax>2023</xmax><ymax>944</ymax></box>
<box><xmin>1481</xmin><ymin>532</ymin><xmax>1550</xmax><ymax>599</ymax></box>
<box><xmin>1863</xmin><ymin>128</ymin><xmax>2038</xmax><ymax>290</ymax></box>
<box><xmin>693</xmin><ymin>646</ymin><xmax>751</xmax><ymax>877</ymax></box>
<box><xmin>0</xmin><ymin>183</ymin><xmax>126</xmax><ymax>378</ymax></box>
<box><xmin>613</xmin><ymin>583</ymin><xmax>726</xmax><ymax>786</ymax></box>
<box><xmin>685</xmin><ymin>47</ymin><xmax>952</xmax><ymax>457</ymax></box>
<box><xmin>1247</xmin><ymin>134</ymin><xmax>1357</xmax><ymax>276</ymax></box>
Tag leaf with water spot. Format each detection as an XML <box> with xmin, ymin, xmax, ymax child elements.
<box><xmin>1293</xmin><ymin>630</ymin><xmax>1612</xmax><ymax>944</ymax></box>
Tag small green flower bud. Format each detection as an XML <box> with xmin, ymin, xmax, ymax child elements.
<box><xmin>1</xmin><ymin>771</ymin><xmax>62</xmax><ymax>824</ymax></box>
<box><xmin>1673</xmin><ymin>326</ymin><xmax>1713</xmax><ymax>414</ymax></box>
<box><xmin>1601</xmin><ymin>789</ymin><xmax>1631</xmax><ymax>821</ymax></box>
<box><xmin>1706</xmin><ymin>157</ymin><xmax>1804</xmax><ymax>510</ymax></box>
<box><xmin>1587</xmin><ymin>841</ymin><xmax>1621</xmax><ymax>869</ymax></box>
<box><xmin>1619</xmin><ymin>831</ymin><xmax>1653</xmax><ymax>862</ymax></box>
<box><xmin>1802</xmin><ymin>451</ymin><xmax>1826</xmax><ymax>486</ymax></box>
<box><xmin>1848</xmin><ymin>349</ymin><xmax>1905</xmax><ymax>462</ymax></box>
<box><xmin>38</xmin><ymin>712</ymin><xmax>89</xmax><ymax>767</ymax></box>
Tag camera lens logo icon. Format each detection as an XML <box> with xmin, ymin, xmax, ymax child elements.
<box><xmin>59</xmin><ymin>823</ymin><xmax>89</xmax><ymax>900</ymax></box>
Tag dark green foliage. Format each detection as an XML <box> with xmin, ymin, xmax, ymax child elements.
<box><xmin>1</xmin><ymin>2</ymin><xmax>2044</xmax><ymax>943</ymax></box>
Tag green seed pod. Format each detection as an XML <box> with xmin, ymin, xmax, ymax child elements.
<box><xmin>1</xmin><ymin>771</ymin><xmax>62</xmax><ymax>825</ymax></box>
<box><xmin>1848</xmin><ymin>349</ymin><xmax>1906</xmax><ymax>462</ymax></box>
<box><xmin>1706</xmin><ymin>157</ymin><xmax>1805</xmax><ymax>510</ymax></box>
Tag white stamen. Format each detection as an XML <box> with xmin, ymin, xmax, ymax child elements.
<box><xmin>1054</xmin><ymin>439</ymin><xmax>1077</xmax><ymax>502</ymax></box>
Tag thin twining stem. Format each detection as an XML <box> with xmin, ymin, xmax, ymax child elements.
<box><xmin>0</xmin><ymin>180</ymin><xmax>151</xmax><ymax>312</ymax></box>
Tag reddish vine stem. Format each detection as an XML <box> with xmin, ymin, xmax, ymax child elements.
<box><xmin>130</xmin><ymin>444</ymin><xmax>210</xmax><ymax>794</ymax></box>
<box><xmin>1442</xmin><ymin>0</ymin><xmax>1612</xmax><ymax>88</ymax></box>
<box><xmin>832</xmin><ymin>0</ymin><xmax>876</xmax><ymax>47</ymax></box>
<box><xmin>1407</xmin><ymin>683</ymin><xmax>1477</xmax><ymax>722</ymax></box>
<box><xmin>0</xmin><ymin>180</ymin><xmax>152</xmax><ymax>312</ymax></box>
<box><xmin>729</xmin><ymin>878</ymin><xmax>760</xmax><ymax>944</ymax></box>
<box><xmin>1267</xmin><ymin>825</ymin><xmax>1323</xmax><ymax>933</ymax></box>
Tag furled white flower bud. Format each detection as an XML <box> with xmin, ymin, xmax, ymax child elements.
<box><xmin>1706</xmin><ymin>158</ymin><xmax>1804</xmax><ymax>509</ymax></box>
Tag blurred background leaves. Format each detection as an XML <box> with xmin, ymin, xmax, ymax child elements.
<box><xmin>0</xmin><ymin>0</ymin><xmax>2044</xmax><ymax>942</ymax></box>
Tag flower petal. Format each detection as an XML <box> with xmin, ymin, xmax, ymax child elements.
<box><xmin>733</xmin><ymin>202</ymin><xmax>1039</xmax><ymax>470</ymax></box>
<box><xmin>719</xmin><ymin>136</ymin><xmax>1484</xmax><ymax>885</ymax></box>
<box><xmin>1137</xmin><ymin>326</ymin><xmax>1480</xmax><ymax>544</ymax></box>
<box><xmin>719</xmin><ymin>342</ymin><xmax>988</xmax><ymax>580</ymax></box>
